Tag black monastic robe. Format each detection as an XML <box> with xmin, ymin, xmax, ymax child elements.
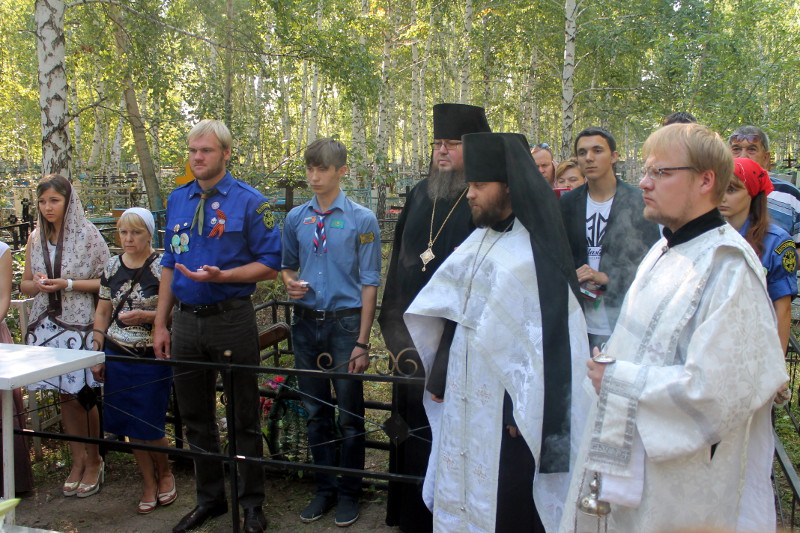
<box><xmin>379</xmin><ymin>177</ymin><xmax>473</xmax><ymax>532</ymax></box>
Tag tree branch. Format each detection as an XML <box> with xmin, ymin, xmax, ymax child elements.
<box><xmin>66</xmin><ymin>97</ymin><xmax>110</xmax><ymax>124</ymax></box>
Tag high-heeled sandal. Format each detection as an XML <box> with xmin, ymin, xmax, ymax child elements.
<box><xmin>157</xmin><ymin>474</ymin><xmax>178</xmax><ymax>506</ymax></box>
<box><xmin>137</xmin><ymin>499</ymin><xmax>158</xmax><ymax>514</ymax></box>
<box><xmin>76</xmin><ymin>461</ymin><xmax>104</xmax><ymax>498</ymax></box>
<box><xmin>62</xmin><ymin>479</ymin><xmax>80</xmax><ymax>497</ymax></box>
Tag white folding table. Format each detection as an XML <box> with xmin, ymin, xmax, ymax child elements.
<box><xmin>0</xmin><ymin>344</ymin><xmax>103</xmax><ymax>526</ymax></box>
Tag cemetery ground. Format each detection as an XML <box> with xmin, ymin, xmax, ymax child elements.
<box><xmin>15</xmin><ymin>446</ymin><xmax>395</xmax><ymax>532</ymax></box>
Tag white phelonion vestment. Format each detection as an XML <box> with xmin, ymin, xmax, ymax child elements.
<box><xmin>560</xmin><ymin>223</ymin><xmax>788</xmax><ymax>533</ymax></box>
<box><xmin>405</xmin><ymin>221</ymin><xmax>590</xmax><ymax>533</ymax></box>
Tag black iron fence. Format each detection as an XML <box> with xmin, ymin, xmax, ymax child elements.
<box><xmin>15</xmin><ymin>299</ymin><xmax>423</xmax><ymax>532</ymax></box>
<box><xmin>776</xmin><ymin>333</ymin><xmax>800</xmax><ymax>530</ymax></box>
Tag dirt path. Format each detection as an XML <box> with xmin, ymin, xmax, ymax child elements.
<box><xmin>15</xmin><ymin>458</ymin><xmax>397</xmax><ymax>533</ymax></box>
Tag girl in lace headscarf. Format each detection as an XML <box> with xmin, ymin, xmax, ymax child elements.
<box><xmin>20</xmin><ymin>175</ymin><xmax>109</xmax><ymax>498</ymax></box>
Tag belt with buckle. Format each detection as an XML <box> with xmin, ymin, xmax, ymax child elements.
<box><xmin>175</xmin><ymin>296</ymin><xmax>251</xmax><ymax>317</ymax></box>
<box><xmin>293</xmin><ymin>306</ymin><xmax>361</xmax><ymax>321</ymax></box>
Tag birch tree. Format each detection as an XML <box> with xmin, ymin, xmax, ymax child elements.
<box><xmin>36</xmin><ymin>0</ymin><xmax>71</xmax><ymax>178</ymax></box>
<box><xmin>560</xmin><ymin>0</ymin><xmax>578</xmax><ymax>160</ymax></box>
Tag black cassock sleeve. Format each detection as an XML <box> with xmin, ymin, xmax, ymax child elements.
<box><xmin>425</xmin><ymin>319</ymin><xmax>457</xmax><ymax>398</ymax></box>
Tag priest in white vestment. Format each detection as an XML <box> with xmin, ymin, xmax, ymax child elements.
<box><xmin>405</xmin><ymin>133</ymin><xmax>591</xmax><ymax>533</ymax></box>
<box><xmin>561</xmin><ymin>123</ymin><xmax>789</xmax><ymax>533</ymax></box>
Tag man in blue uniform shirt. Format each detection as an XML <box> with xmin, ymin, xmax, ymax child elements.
<box><xmin>153</xmin><ymin>119</ymin><xmax>281</xmax><ymax>533</ymax></box>
<box><xmin>281</xmin><ymin>138</ymin><xmax>380</xmax><ymax>527</ymax></box>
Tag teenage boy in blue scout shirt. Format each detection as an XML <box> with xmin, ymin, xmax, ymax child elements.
<box><xmin>153</xmin><ymin>119</ymin><xmax>281</xmax><ymax>533</ymax></box>
<box><xmin>281</xmin><ymin>138</ymin><xmax>380</xmax><ymax>528</ymax></box>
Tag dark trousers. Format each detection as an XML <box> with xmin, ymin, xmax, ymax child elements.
<box><xmin>171</xmin><ymin>301</ymin><xmax>264</xmax><ymax>508</ymax></box>
<box><xmin>496</xmin><ymin>395</ymin><xmax>544</xmax><ymax>533</ymax></box>
<box><xmin>292</xmin><ymin>314</ymin><xmax>365</xmax><ymax>501</ymax></box>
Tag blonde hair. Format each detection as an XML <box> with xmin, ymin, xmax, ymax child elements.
<box><xmin>555</xmin><ymin>158</ymin><xmax>582</xmax><ymax>180</ymax></box>
<box><xmin>188</xmin><ymin>119</ymin><xmax>233</xmax><ymax>152</ymax></box>
<box><xmin>643</xmin><ymin>123</ymin><xmax>733</xmax><ymax>203</ymax></box>
<box><xmin>117</xmin><ymin>212</ymin><xmax>150</xmax><ymax>235</ymax></box>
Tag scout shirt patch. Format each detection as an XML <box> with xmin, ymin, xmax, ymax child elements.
<box><xmin>360</xmin><ymin>232</ymin><xmax>375</xmax><ymax>244</ymax></box>
<box><xmin>776</xmin><ymin>239</ymin><xmax>797</xmax><ymax>273</ymax></box>
<box><xmin>331</xmin><ymin>219</ymin><xmax>344</xmax><ymax>229</ymax></box>
<box><xmin>256</xmin><ymin>202</ymin><xmax>275</xmax><ymax>229</ymax></box>
<box><xmin>303</xmin><ymin>216</ymin><xmax>317</xmax><ymax>224</ymax></box>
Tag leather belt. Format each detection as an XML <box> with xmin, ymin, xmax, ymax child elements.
<box><xmin>293</xmin><ymin>306</ymin><xmax>361</xmax><ymax>321</ymax></box>
<box><xmin>175</xmin><ymin>296</ymin><xmax>251</xmax><ymax>317</ymax></box>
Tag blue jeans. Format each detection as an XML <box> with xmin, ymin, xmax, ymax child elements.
<box><xmin>292</xmin><ymin>313</ymin><xmax>365</xmax><ymax>501</ymax></box>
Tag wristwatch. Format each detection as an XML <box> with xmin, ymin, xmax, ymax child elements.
<box><xmin>355</xmin><ymin>341</ymin><xmax>370</xmax><ymax>350</ymax></box>
<box><xmin>65</xmin><ymin>279</ymin><xmax>74</xmax><ymax>292</ymax></box>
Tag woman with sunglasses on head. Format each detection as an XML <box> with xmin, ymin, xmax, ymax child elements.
<box><xmin>720</xmin><ymin>158</ymin><xmax>797</xmax><ymax>352</ymax></box>
<box><xmin>20</xmin><ymin>174</ymin><xmax>110</xmax><ymax>498</ymax></box>
<box><xmin>91</xmin><ymin>208</ymin><xmax>176</xmax><ymax>514</ymax></box>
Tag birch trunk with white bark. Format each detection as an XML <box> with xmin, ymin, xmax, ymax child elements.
<box><xmin>109</xmin><ymin>97</ymin><xmax>124</xmax><ymax>176</ymax></box>
<box><xmin>70</xmin><ymin>83</ymin><xmax>82</xmax><ymax>175</ymax></box>
<box><xmin>459</xmin><ymin>0</ymin><xmax>473</xmax><ymax>104</ymax></box>
<box><xmin>87</xmin><ymin>82</ymin><xmax>104</xmax><ymax>170</ymax></box>
<box><xmin>278</xmin><ymin>59</ymin><xmax>292</xmax><ymax>158</ymax></box>
<box><xmin>417</xmin><ymin>6</ymin><xmax>437</xmax><ymax>175</ymax></box>
<box><xmin>350</xmin><ymin>0</ymin><xmax>370</xmax><ymax>187</ymax></box>
<box><xmin>295</xmin><ymin>62</ymin><xmax>308</xmax><ymax>152</ymax></box>
<box><xmin>306</xmin><ymin>2</ymin><xmax>323</xmax><ymax>145</ymax></box>
<box><xmin>36</xmin><ymin>0</ymin><xmax>71</xmax><ymax>178</ymax></box>
<box><xmin>374</xmin><ymin>6</ymin><xmax>396</xmax><ymax>218</ymax></box>
<box><xmin>410</xmin><ymin>0</ymin><xmax>421</xmax><ymax>180</ymax></box>
<box><xmin>523</xmin><ymin>48</ymin><xmax>540</xmax><ymax>142</ymax></box>
<box><xmin>560</xmin><ymin>0</ymin><xmax>578</xmax><ymax>161</ymax></box>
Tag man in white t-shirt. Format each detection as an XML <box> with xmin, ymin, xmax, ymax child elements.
<box><xmin>560</xmin><ymin>127</ymin><xmax>660</xmax><ymax>348</ymax></box>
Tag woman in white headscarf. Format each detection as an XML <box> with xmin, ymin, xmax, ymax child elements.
<box><xmin>91</xmin><ymin>208</ymin><xmax>176</xmax><ymax>514</ymax></box>
<box><xmin>21</xmin><ymin>175</ymin><xmax>110</xmax><ymax>498</ymax></box>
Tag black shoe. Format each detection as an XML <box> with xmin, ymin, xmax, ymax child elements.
<box><xmin>172</xmin><ymin>503</ymin><xmax>228</xmax><ymax>533</ymax></box>
<box><xmin>334</xmin><ymin>498</ymin><xmax>359</xmax><ymax>527</ymax></box>
<box><xmin>300</xmin><ymin>493</ymin><xmax>335</xmax><ymax>523</ymax></box>
<box><xmin>242</xmin><ymin>506</ymin><xmax>268</xmax><ymax>533</ymax></box>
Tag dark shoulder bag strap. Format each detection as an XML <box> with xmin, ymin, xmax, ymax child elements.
<box><xmin>110</xmin><ymin>252</ymin><xmax>159</xmax><ymax>324</ymax></box>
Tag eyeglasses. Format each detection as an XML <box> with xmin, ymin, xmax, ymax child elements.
<box><xmin>431</xmin><ymin>140</ymin><xmax>463</xmax><ymax>151</ymax></box>
<box><xmin>728</xmin><ymin>134</ymin><xmax>761</xmax><ymax>145</ymax></box>
<box><xmin>641</xmin><ymin>166</ymin><xmax>697</xmax><ymax>180</ymax></box>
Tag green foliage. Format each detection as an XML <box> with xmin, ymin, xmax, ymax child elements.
<box><xmin>2</xmin><ymin>0</ymin><xmax>799</xmax><ymax>190</ymax></box>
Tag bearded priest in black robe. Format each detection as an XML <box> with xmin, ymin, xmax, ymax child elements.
<box><xmin>379</xmin><ymin>103</ymin><xmax>491</xmax><ymax>532</ymax></box>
